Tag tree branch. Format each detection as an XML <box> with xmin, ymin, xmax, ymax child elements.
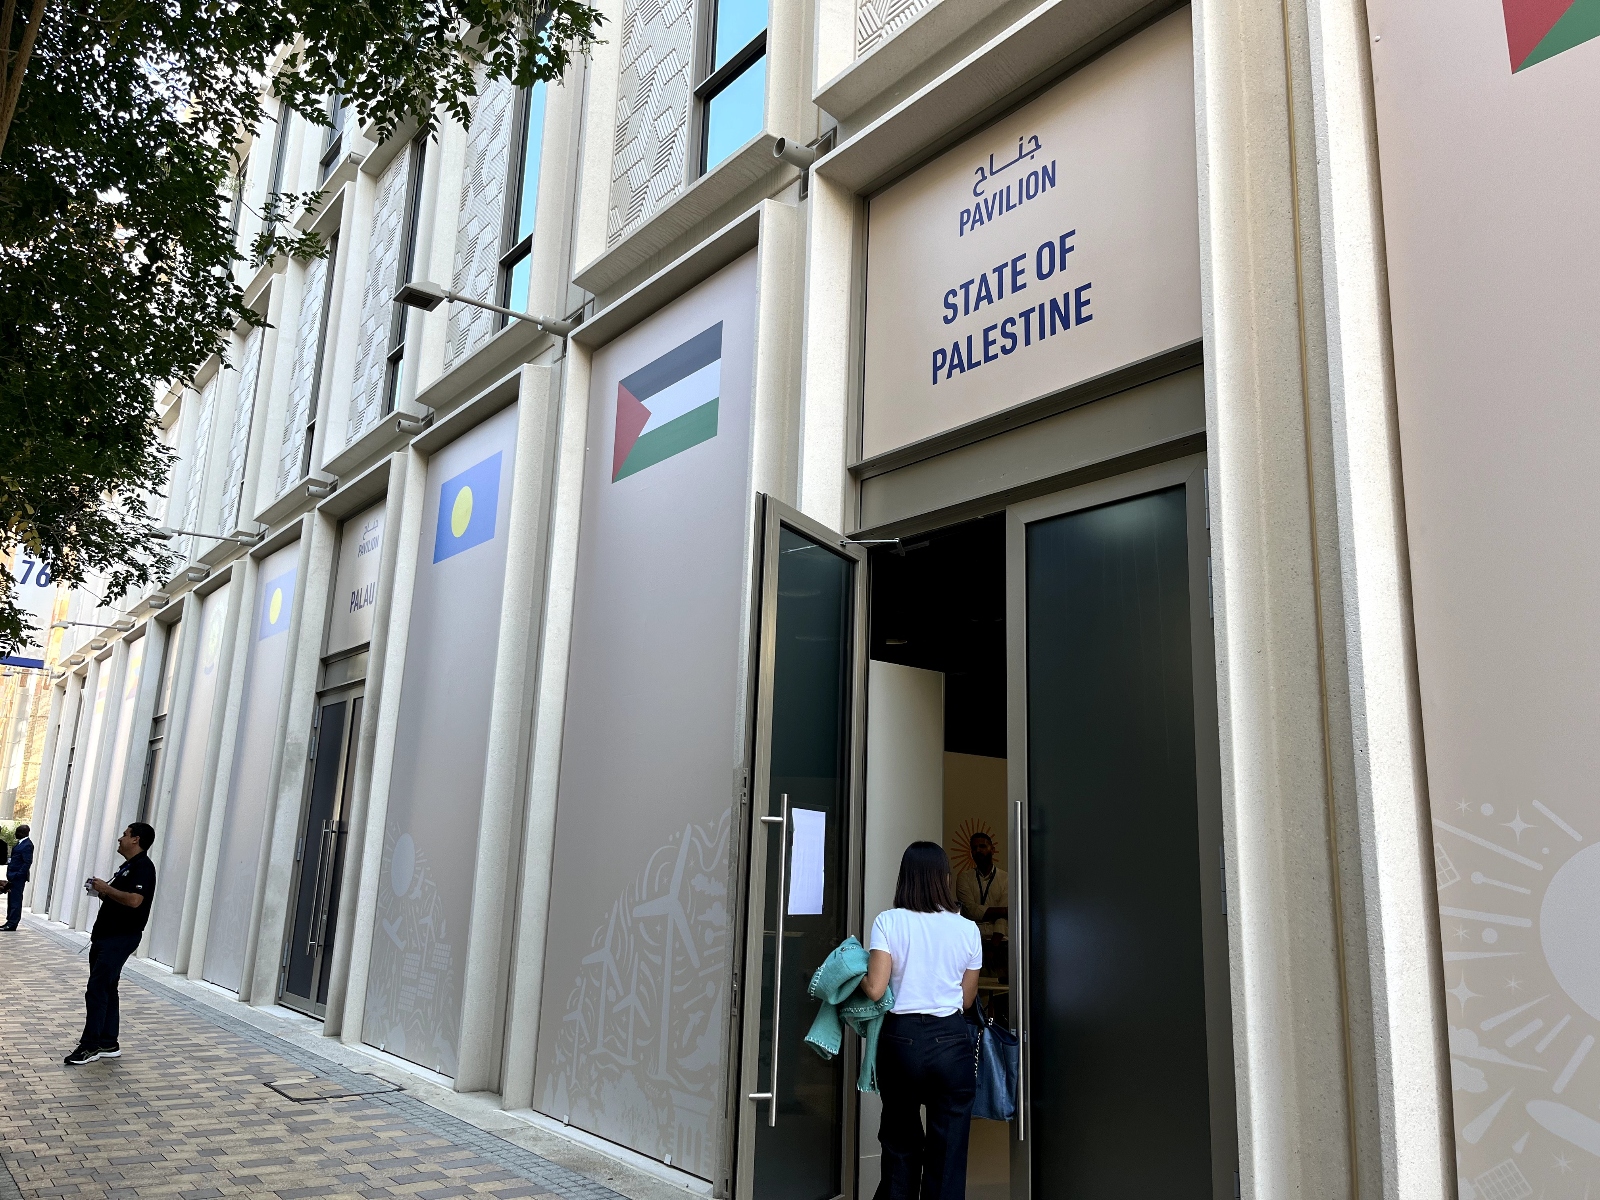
<box><xmin>0</xmin><ymin>0</ymin><xmax>47</xmax><ymax>161</ymax></box>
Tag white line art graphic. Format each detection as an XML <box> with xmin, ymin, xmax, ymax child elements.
<box><xmin>1434</xmin><ymin>820</ymin><xmax>1544</xmax><ymax>871</ymax></box>
<box><xmin>1473</xmin><ymin>1157</ymin><xmax>1533</xmax><ymax>1200</ymax></box>
<box><xmin>1464</xmin><ymin>1089</ymin><xmax>1516</xmax><ymax>1143</ymax></box>
<box><xmin>1483</xmin><ymin>996</ymin><xmax>1552</xmax><ymax>1032</ymax></box>
<box><xmin>1506</xmin><ymin>1019</ymin><xmax>1544</xmax><ymax>1047</ymax></box>
<box><xmin>1501</xmin><ymin>810</ymin><xmax>1536</xmax><ymax>842</ymax></box>
<box><xmin>1528</xmin><ymin>1099</ymin><xmax>1600</xmax><ymax>1159</ymax></box>
<box><xmin>1532</xmin><ymin>800</ymin><xmax>1582</xmax><ymax>842</ymax></box>
<box><xmin>1553</xmin><ymin>1035</ymin><xmax>1594</xmax><ymax>1095</ymax></box>
<box><xmin>1440</xmin><ymin>906</ymin><xmax>1532</xmax><ymax>928</ymax></box>
<box><xmin>1535</xmin><ymin>1015</ymin><xmax>1572</xmax><ymax>1054</ymax></box>
<box><xmin>1452</xmin><ymin>1026</ymin><xmax>1545</xmax><ymax>1071</ymax></box>
<box><xmin>1512</xmin><ymin>1131</ymin><xmax>1529</xmax><ymax>1154</ymax></box>
<box><xmin>1436</xmin><ymin>842</ymin><xmax>1461</xmax><ymax>888</ymax></box>
<box><xmin>1473</xmin><ymin>871</ymin><xmax>1533</xmax><ymax>895</ymax></box>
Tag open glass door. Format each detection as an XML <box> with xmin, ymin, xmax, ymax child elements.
<box><xmin>1006</xmin><ymin>456</ymin><xmax>1237</xmax><ymax>1200</ymax></box>
<box><xmin>731</xmin><ymin>498</ymin><xmax>867</xmax><ymax>1200</ymax></box>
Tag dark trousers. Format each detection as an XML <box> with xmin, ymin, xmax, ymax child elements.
<box><xmin>81</xmin><ymin>935</ymin><xmax>140</xmax><ymax>1048</ymax></box>
<box><xmin>5</xmin><ymin>881</ymin><xmax>21</xmax><ymax>926</ymax></box>
<box><xmin>875</xmin><ymin>1011</ymin><xmax>977</xmax><ymax>1200</ymax></box>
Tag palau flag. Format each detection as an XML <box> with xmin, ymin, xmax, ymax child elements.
<box><xmin>613</xmin><ymin>322</ymin><xmax>723</xmax><ymax>482</ymax></box>
<box><xmin>259</xmin><ymin>570</ymin><xmax>296</xmax><ymax>639</ymax></box>
<box><xmin>434</xmin><ymin>451</ymin><xmax>503</xmax><ymax>563</ymax></box>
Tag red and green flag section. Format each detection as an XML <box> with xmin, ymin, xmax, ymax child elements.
<box><xmin>613</xmin><ymin>323</ymin><xmax>722</xmax><ymax>482</ymax></box>
<box><xmin>1504</xmin><ymin>0</ymin><xmax>1600</xmax><ymax>70</ymax></box>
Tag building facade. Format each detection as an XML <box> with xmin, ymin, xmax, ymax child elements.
<box><xmin>21</xmin><ymin>0</ymin><xmax>1600</xmax><ymax>1196</ymax></box>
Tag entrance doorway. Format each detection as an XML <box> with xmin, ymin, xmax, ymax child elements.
<box><xmin>279</xmin><ymin>687</ymin><xmax>362</xmax><ymax>1016</ymax></box>
<box><xmin>732</xmin><ymin>457</ymin><xmax>1234</xmax><ymax>1199</ymax></box>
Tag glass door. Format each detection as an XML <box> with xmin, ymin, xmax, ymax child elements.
<box><xmin>280</xmin><ymin>690</ymin><xmax>362</xmax><ymax>1016</ymax></box>
<box><xmin>1006</xmin><ymin>456</ymin><xmax>1237</xmax><ymax>1199</ymax></box>
<box><xmin>731</xmin><ymin>498</ymin><xmax>867</xmax><ymax>1200</ymax></box>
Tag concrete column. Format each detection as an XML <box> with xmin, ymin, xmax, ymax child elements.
<box><xmin>500</xmin><ymin>351</ymin><xmax>588</xmax><ymax>1111</ymax></box>
<box><xmin>172</xmin><ymin>577</ymin><xmax>246</xmax><ymax>976</ymax></box>
<box><xmin>1192</xmin><ymin>0</ymin><xmax>1450</xmax><ymax>1194</ymax></box>
<box><xmin>142</xmin><ymin>594</ymin><xmax>202</xmax><ymax>959</ymax></box>
<box><xmin>456</xmin><ymin>367</ymin><xmax>563</xmax><ymax>1094</ymax></box>
<box><xmin>32</xmin><ymin>672</ymin><xmax>83</xmax><ymax>917</ymax></box>
<box><xmin>246</xmin><ymin>515</ymin><xmax>338</xmax><ymax>1004</ymax></box>
<box><xmin>338</xmin><ymin>447</ymin><xmax>429</xmax><ymax>1045</ymax></box>
<box><xmin>323</xmin><ymin>453</ymin><xmax>411</xmax><ymax>1038</ymax></box>
<box><xmin>21</xmin><ymin>679</ymin><xmax>65</xmax><ymax>913</ymax></box>
<box><xmin>185</xmin><ymin>552</ymin><xmax>259</xmax><ymax>982</ymax></box>
<box><xmin>48</xmin><ymin>658</ymin><xmax>101</xmax><ymax>926</ymax></box>
<box><xmin>796</xmin><ymin>172</ymin><xmax>859</xmax><ymax>532</ymax></box>
<box><xmin>1302</xmin><ymin>0</ymin><xmax>1452</xmax><ymax>1191</ymax></box>
<box><xmin>72</xmin><ymin>644</ymin><xmax>130</xmax><ymax>931</ymax></box>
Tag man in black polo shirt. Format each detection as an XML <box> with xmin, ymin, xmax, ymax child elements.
<box><xmin>66</xmin><ymin>823</ymin><xmax>157</xmax><ymax>1066</ymax></box>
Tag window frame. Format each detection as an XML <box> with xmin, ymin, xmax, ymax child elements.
<box><xmin>319</xmin><ymin>94</ymin><xmax>349</xmax><ymax>182</ymax></box>
<box><xmin>383</xmin><ymin>134</ymin><xmax>429</xmax><ymax>415</ymax></box>
<box><xmin>496</xmin><ymin>82</ymin><xmax>548</xmax><ymax>324</ymax></box>
<box><xmin>693</xmin><ymin>0</ymin><xmax>768</xmax><ymax>176</ymax></box>
<box><xmin>261</xmin><ymin>100</ymin><xmax>293</xmax><ymax>243</ymax></box>
<box><xmin>300</xmin><ymin>232</ymin><xmax>340</xmax><ymax>479</ymax></box>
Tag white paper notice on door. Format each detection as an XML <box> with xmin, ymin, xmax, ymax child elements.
<box><xmin>788</xmin><ymin>808</ymin><xmax>826</xmax><ymax>916</ymax></box>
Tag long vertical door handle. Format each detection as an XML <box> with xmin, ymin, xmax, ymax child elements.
<box><xmin>306</xmin><ymin>820</ymin><xmax>334</xmax><ymax>955</ymax></box>
<box><xmin>750</xmin><ymin>793</ymin><xmax>790</xmax><ymax>1127</ymax></box>
<box><xmin>1013</xmin><ymin>796</ymin><xmax>1025</xmax><ymax>1142</ymax></box>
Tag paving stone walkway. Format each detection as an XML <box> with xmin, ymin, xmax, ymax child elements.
<box><xmin>0</xmin><ymin>923</ymin><xmax>627</xmax><ymax>1200</ymax></box>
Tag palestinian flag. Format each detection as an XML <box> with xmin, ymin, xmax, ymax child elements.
<box><xmin>613</xmin><ymin>323</ymin><xmax>723</xmax><ymax>482</ymax></box>
<box><xmin>1504</xmin><ymin>0</ymin><xmax>1600</xmax><ymax>71</ymax></box>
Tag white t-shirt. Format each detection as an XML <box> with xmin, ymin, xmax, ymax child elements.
<box><xmin>869</xmin><ymin>908</ymin><xmax>983</xmax><ymax>1016</ymax></box>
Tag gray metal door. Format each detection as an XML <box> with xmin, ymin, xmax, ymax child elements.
<box><xmin>732</xmin><ymin>497</ymin><xmax>868</xmax><ymax>1200</ymax></box>
<box><xmin>280</xmin><ymin>689</ymin><xmax>362</xmax><ymax>1016</ymax></box>
<box><xmin>1006</xmin><ymin>456</ymin><xmax>1236</xmax><ymax>1200</ymax></box>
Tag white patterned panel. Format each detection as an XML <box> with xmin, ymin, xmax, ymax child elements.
<box><xmin>278</xmin><ymin>254</ymin><xmax>329</xmax><ymax>495</ymax></box>
<box><xmin>217</xmin><ymin>324</ymin><xmax>264</xmax><ymax>534</ymax></box>
<box><xmin>606</xmin><ymin>0</ymin><xmax>694</xmax><ymax>248</ymax></box>
<box><xmin>347</xmin><ymin>151</ymin><xmax>411</xmax><ymax>445</ymax></box>
<box><xmin>446</xmin><ymin>76</ymin><xmax>516</xmax><ymax>371</ymax></box>
<box><xmin>856</xmin><ymin>0</ymin><xmax>936</xmax><ymax>57</ymax></box>
<box><xmin>179</xmin><ymin>373</ymin><xmax>219</xmax><ymax>560</ymax></box>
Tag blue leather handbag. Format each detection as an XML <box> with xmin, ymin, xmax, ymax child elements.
<box><xmin>971</xmin><ymin>1012</ymin><xmax>1019</xmax><ymax>1121</ymax></box>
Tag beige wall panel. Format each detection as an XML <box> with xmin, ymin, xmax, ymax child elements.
<box><xmin>1367</xmin><ymin>2</ymin><xmax>1600</xmax><ymax>1194</ymax></box>
<box><xmin>860</xmin><ymin>9</ymin><xmax>1199</xmax><ymax>457</ymax></box>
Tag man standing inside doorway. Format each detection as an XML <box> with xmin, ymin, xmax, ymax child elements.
<box><xmin>65</xmin><ymin>823</ymin><xmax>157</xmax><ymax>1066</ymax></box>
<box><xmin>955</xmin><ymin>831</ymin><xmax>1009</xmax><ymax>975</ymax></box>
<box><xmin>1</xmin><ymin>824</ymin><xmax>32</xmax><ymax>930</ymax></box>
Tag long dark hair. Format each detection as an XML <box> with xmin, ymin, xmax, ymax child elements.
<box><xmin>894</xmin><ymin>841</ymin><xmax>958</xmax><ymax>914</ymax></box>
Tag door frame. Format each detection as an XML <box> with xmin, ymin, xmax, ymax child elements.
<box><xmin>278</xmin><ymin>680</ymin><xmax>364</xmax><ymax>1017</ymax></box>
<box><xmin>727</xmin><ymin>494</ymin><xmax>869</xmax><ymax>1200</ymax></box>
<box><xmin>1004</xmin><ymin>453</ymin><xmax>1238</xmax><ymax>1199</ymax></box>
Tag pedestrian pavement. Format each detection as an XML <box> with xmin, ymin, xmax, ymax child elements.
<box><xmin>0</xmin><ymin>921</ymin><xmax>688</xmax><ymax>1200</ymax></box>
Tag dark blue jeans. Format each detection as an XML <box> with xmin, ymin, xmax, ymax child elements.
<box><xmin>875</xmin><ymin>1011</ymin><xmax>977</xmax><ymax>1200</ymax></box>
<box><xmin>81</xmin><ymin>935</ymin><xmax>140</xmax><ymax>1048</ymax></box>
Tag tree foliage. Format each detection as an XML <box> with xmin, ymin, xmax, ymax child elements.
<box><xmin>0</xmin><ymin>0</ymin><xmax>602</xmax><ymax>655</ymax></box>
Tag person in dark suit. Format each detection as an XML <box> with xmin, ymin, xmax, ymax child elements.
<box><xmin>1</xmin><ymin>824</ymin><xmax>31</xmax><ymax>930</ymax></box>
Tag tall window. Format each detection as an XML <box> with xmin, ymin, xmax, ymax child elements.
<box><xmin>229</xmin><ymin>154</ymin><xmax>250</xmax><ymax>239</ymax></box>
<box><xmin>261</xmin><ymin>101</ymin><xmax>292</xmax><ymax>243</ymax></box>
<box><xmin>696</xmin><ymin>0</ymin><xmax>767</xmax><ymax>173</ymax></box>
<box><xmin>499</xmin><ymin>82</ymin><xmax>548</xmax><ymax>319</ymax></box>
<box><xmin>300</xmin><ymin>233</ymin><xmax>340</xmax><ymax>477</ymax></box>
<box><xmin>319</xmin><ymin>93</ymin><xmax>349</xmax><ymax>183</ymax></box>
<box><xmin>136</xmin><ymin>625</ymin><xmax>179</xmax><ymax>825</ymax></box>
<box><xmin>384</xmin><ymin>135</ymin><xmax>429</xmax><ymax>414</ymax></box>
